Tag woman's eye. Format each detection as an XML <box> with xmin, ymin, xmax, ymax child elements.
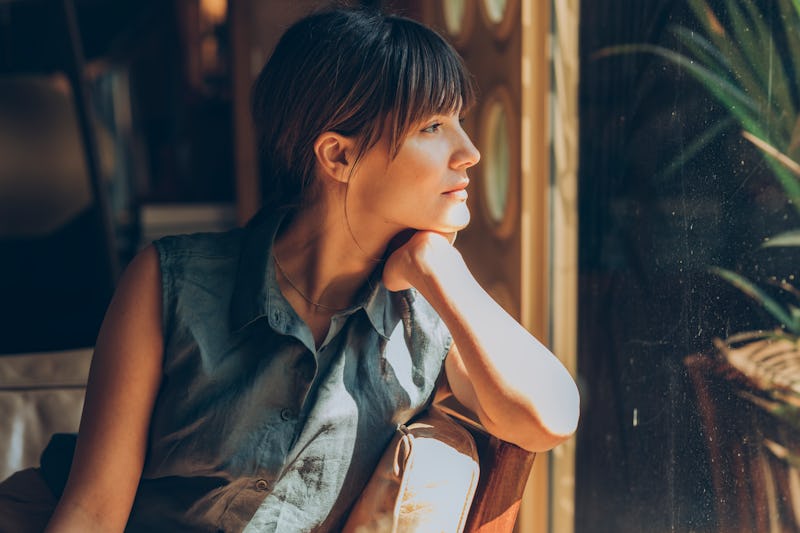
<box><xmin>422</xmin><ymin>122</ymin><xmax>442</xmax><ymax>133</ymax></box>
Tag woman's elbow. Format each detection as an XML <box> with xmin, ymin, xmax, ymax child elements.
<box><xmin>493</xmin><ymin>380</ymin><xmax>580</xmax><ymax>453</ymax></box>
<box><xmin>544</xmin><ymin>377</ymin><xmax>580</xmax><ymax>438</ymax></box>
<box><xmin>511</xmin><ymin>410</ymin><xmax>579</xmax><ymax>453</ymax></box>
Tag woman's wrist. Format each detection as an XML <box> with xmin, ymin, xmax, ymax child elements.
<box><xmin>407</xmin><ymin>241</ymin><xmax>473</xmax><ymax>306</ymax></box>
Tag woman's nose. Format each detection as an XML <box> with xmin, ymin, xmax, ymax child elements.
<box><xmin>454</xmin><ymin>133</ymin><xmax>481</xmax><ymax>169</ymax></box>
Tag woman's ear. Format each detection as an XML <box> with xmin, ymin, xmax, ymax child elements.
<box><xmin>314</xmin><ymin>132</ymin><xmax>354</xmax><ymax>184</ymax></box>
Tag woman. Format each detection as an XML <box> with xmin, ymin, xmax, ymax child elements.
<box><xmin>41</xmin><ymin>7</ymin><xmax>579</xmax><ymax>532</ymax></box>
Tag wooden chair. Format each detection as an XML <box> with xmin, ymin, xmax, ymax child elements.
<box><xmin>437</xmin><ymin>395</ymin><xmax>537</xmax><ymax>532</ymax></box>
<box><xmin>462</xmin><ymin>425</ymin><xmax>536</xmax><ymax>531</ymax></box>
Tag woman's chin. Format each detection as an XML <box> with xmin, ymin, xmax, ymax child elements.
<box><xmin>437</xmin><ymin>210</ymin><xmax>471</xmax><ymax>233</ymax></box>
<box><xmin>409</xmin><ymin>206</ymin><xmax>470</xmax><ymax>234</ymax></box>
<box><xmin>449</xmin><ymin>207</ymin><xmax>471</xmax><ymax>230</ymax></box>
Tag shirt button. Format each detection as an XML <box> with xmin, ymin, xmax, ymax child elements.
<box><xmin>280</xmin><ymin>408</ymin><xmax>294</xmax><ymax>421</ymax></box>
<box><xmin>255</xmin><ymin>479</ymin><xmax>269</xmax><ymax>491</ymax></box>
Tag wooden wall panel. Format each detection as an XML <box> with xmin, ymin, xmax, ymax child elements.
<box><xmin>420</xmin><ymin>0</ymin><xmax>526</xmax><ymax>327</ymax></box>
<box><xmin>415</xmin><ymin>2</ymin><xmax>554</xmax><ymax>532</ymax></box>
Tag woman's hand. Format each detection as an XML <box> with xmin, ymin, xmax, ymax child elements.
<box><xmin>382</xmin><ymin>230</ymin><xmax>458</xmax><ymax>292</ymax></box>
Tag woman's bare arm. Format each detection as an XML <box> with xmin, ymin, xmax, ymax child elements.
<box><xmin>383</xmin><ymin>232</ymin><xmax>579</xmax><ymax>452</ymax></box>
<box><xmin>45</xmin><ymin>245</ymin><xmax>164</xmax><ymax>532</ymax></box>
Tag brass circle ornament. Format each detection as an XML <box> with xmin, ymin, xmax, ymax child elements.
<box><xmin>479</xmin><ymin>0</ymin><xmax>518</xmax><ymax>41</ymax></box>
<box><xmin>441</xmin><ymin>0</ymin><xmax>476</xmax><ymax>48</ymax></box>
<box><xmin>478</xmin><ymin>86</ymin><xmax>518</xmax><ymax>239</ymax></box>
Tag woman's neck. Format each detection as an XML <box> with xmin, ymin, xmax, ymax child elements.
<box><xmin>272</xmin><ymin>203</ymin><xmax>391</xmax><ymax>314</ymax></box>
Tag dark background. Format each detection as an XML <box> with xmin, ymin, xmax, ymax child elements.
<box><xmin>576</xmin><ymin>1</ymin><xmax>800</xmax><ymax>531</ymax></box>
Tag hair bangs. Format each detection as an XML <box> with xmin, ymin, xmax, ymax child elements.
<box><xmin>384</xmin><ymin>17</ymin><xmax>476</xmax><ymax>156</ymax></box>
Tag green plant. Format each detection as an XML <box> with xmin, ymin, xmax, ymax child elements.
<box><xmin>706</xmin><ymin>205</ymin><xmax>800</xmax><ymax>340</ymax></box>
<box><xmin>710</xmin><ymin>266</ymin><xmax>800</xmax><ymax>339</ymax></box>
<box><xmin>597</xmin><ymin>0</ymin><xmax>800</xmax><ymax>336</ymax></box>
<box><xmin>599</xmin><ymin>0</ymin><xmax>800</xmax><ymax>475</ymax></box>
<box><xmin>598</xmin><ymin>4</ymin><xmax>800</xmax><ymax>449</ymax></box>
<box><xmin>597</xmin><ymin>0</ymin><xmax>800</xmax><ymax>213</ymax></box>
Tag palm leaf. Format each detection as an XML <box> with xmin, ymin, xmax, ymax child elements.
<box><xmin>711</xmin><ymin>267</ymin><xmax>800</xmax><ymax>334</ymax></box>
<box><xmin>778</xmin><ymin>0</ymin><xmax>800</xmax><ymax>96</ymax></box>
<box><xmin>725</xmin><ymin>0</ymin><xmax>770</xmax><ymax>94</ymax></box>
<box><xmin>789</xmin><ymin>117</ymin><xmax>800</xmax><ymax>161</ymax></box>
<box><xmin>595</xmin><ymin>44</ymin><xmax>761</xmax><ymax>133</ymax></box>
<box><xmin>791</xmin><ymin>305</ymin><xmax>800</xmax><ymax>324</ymax></box>
<box><xmin>742</xmin><ymin>131</ymin><xmax>800</xmax><ymax>177</ymax></box>
<box><xmin>763</xmin><ymin>229</ymin><xmax>800</xmax><ymax>248</ymax></box>
<box><xmin>764</xmin><ymin>439</ymin><xmax>800</xmax><ymax>469</ymax></box>
<box><xmin>738</xmin><ymin>0</ymin><xmax>796</xmax><ymax>138</ymax></box>
<box><xmin>670</xmin><ymin>25</ymin><xmax>732</xmax><ymax>77</ymax></box>
<box><xmin>658</xmin><ymin>117</ymin><xmax>735</xmax><ymax>179</ymax></box>
<box><xmin>688</xmin><ymin>0</ymin><xmax>770</xmax><ymax>110</ymax></box>
<box><xmin>600</xmin><ymin>0</ymin><xmax>800</xmax><ymax>212</ymax></box>
<box><xmin>741</xmin><ymin>131</ymin><xmax>800</xmax><ymax>207</ymax></box>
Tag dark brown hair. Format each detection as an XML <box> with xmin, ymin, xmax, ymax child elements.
<box><xmin>250</xmin><ymin>7</ymin><xmax>476</xmax><ymax>215</ymax></box>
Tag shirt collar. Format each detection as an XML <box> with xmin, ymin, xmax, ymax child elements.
<box><xmin>229</xmin><ymin>210</ymin><xmax>400</xmax><ymax>340</ymax></box>
<box><xmin>229</xmin><ymin>210</ymin><xmax>281</xmax><ymax>332</ymax></box>
<box><xmin>356</xmin><ymin>266</ymin><xmax>399</xmax><ymax>340</ymax></box>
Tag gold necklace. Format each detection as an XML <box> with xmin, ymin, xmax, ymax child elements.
<box><xmin>273</xmin><ymin>253</ymin><xmax>350</xmax><ymax>312</ymax></box>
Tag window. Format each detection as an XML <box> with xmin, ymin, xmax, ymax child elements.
<box><xmin>576</xmin><ymin>1</ymin><xmax>800</xmax><ymax>531</ymax></box>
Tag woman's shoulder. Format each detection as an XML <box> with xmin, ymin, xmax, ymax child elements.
<box><xmin>153</xmin><ymin>228</ymin><xmax>244</xmax><ymax>255</ymax></box>
<box><xmin>150</xmin><ymin>227</ymin><xmax>248</xmax><ymax>303</ymax></box>
<box><xmin>152</xmin><ymin>227</ymin><xmax>246</xmax><ymax>262</ymax></box>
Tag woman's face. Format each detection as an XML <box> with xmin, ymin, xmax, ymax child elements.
<box><xmin>346</xmin><ymin>111</ymin><xmax>480</xmax><ymax>236</ymax></box>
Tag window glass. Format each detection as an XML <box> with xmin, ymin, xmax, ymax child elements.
<box><xmin>483</xmin><ymin>0</ymin><xmax>507</xmax><ymax>24</ymax></box>
<box><xmin>576</xmin><ymin>1</ymin><xmax>800</xmax><ymax>531</ymax></box>
<box><xmin>443</xmin><ymin>0</ymin><xmax>468</xmax><ymax>37</ymax></box>
<box><xmin>484</xmin><ymin>98</ymin><xmax>510</xmax><ymax>224</ymax></box>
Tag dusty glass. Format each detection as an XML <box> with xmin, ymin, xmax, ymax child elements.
<box><xmin>576</xmin><ymin>0</ymin><xmax>800</xmax><ymax>531</ymax></box>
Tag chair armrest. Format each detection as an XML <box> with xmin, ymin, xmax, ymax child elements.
<box><xmin>344</xmin><ymin>405</ymin><xmax>481</xmax><ymax>533</ymax></box>
<box><xmin>462</xmin><ymin>428</ymin><xmax>536</xmax><ymax>532</ymax></box>
<box><xmin>436</xmin><ymin>394</ymin><xmax>537</xmax><ymax>533</ymax></box>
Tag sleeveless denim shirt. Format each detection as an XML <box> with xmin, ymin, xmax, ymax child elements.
<box><xmin>124</xmin><ymin>211</ymin><xmax>452</xmax><ymax>532</ymax></box>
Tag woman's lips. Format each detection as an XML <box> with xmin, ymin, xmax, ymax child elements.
<box><xmin>443</xmin><ymin>188</ymin><xmax>468</xmax><ymax>200</ymax></box>
<box><xmin>442</xmin><ymin>179</ymin><xmax>470</xmax><ymax>200</ymax></box>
